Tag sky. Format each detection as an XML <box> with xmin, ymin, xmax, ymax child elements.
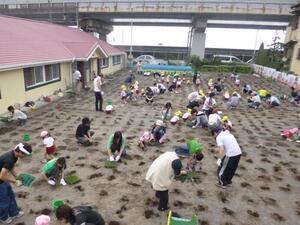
<box><xmin>107</xmin><ymin>26</ymin><xmax>286</xmax><ymax>50</ymax></box>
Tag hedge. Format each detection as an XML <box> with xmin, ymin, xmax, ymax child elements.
<box><xmin>199</xmin><ymin>65</ymin><xmax>253</xmax><ymax>73</ymax></box>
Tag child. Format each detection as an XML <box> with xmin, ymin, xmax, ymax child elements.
<box><xmin>170</xmin><ymin>111</ymin><xmax>182</xmax><ymax>125</ymax></box>
<box><xmin>42</xmin><ymin>157</ymin><xmax>67</xmax><ymax>186</ymax></box>
<box><xmin>175</xmin><ymin>138</ymin><xmax>204</xmax><ymax>171</ymax></box>
<box><xmin>281</xmin><ymin>128</ymin><xmax>299</xmax><ymax>142</ymax></box>
<box><xmin>208</xmin><ymin>109</ymin><xmax>222</xmax><ymax>133</ymax></box>
<box><xmin>248</xmin><ymin>92</ymin><xmax>261</xmax><ymax>109</ymax></box>
<box><xmin>223</xmin><ymin>90</ymin><xmax>230</xmax><ymax>101</ymax></box>
<box><xmin>182</xmin><ymin>109</ymin><xmax>192</xmax><ymax>121</ymax></box>
<box><xmin>235</xmin><ymin>78</ymin><xmax>240</xmax><ymax>86</ymax></box>
<box><xmin>105</xmin><ymin>100</ymin><xmax>114</xmax><ymax>114</ymax></box>
<box><xmin>192</xmin><ymin>110</ymin><xmax>208</xmax><ymax>129</ymax></box>
<box><xmin>221</xmin><ymin>116</ymin><xmax>233</xmax><ymax>131</ymax></box>
<box><xmin>208</xmin><ymin>78</ymin><xmax>214</xmax><ymax>88</ymax></box>
<box><xmin>7</xmin><ymin>105</ymin><xmax>27</xmax><ymax>126</ymax></box>
<box><xmin>161</xmin><ymin>102</ymin><xmax>172</xmax><ymax>121</ymax></box>
<box><xmin>134</xmin><ymin>81</ymin><xmax>140</xmax><ymax>97</ymax></box>
<box><xmin>227</xmin><ymin>92</ymin><xmax>240</xmax><ymax>108</ymax></box>
<box><xmin>166</xmin><ymin>75</ymin><xmax>170</xmax><ymax>85</ymax></box>
<box><xmin>40</xmin><ymin>131</ymin><xmax>56</xmax><ymax>163</ymax></box>
<box><xmin>151</xmin><ymin>120</ymin><xmax>166</xmax><ymax>143</ymax></box>
<box><xmin>35</xmin><ymin>215</ymin><xmax>50</xmax><ymax>225</ymax></box>
<box><xmin>138</xmin><ymin>131</ymin><xmax>151</xmax><ymax>150</ymax></box>
<box><xmin>120</xmin><ymin>85</ymin><xmax>129</xmax><ymax>104</ymax></box>
<box><xmin>266</xmin><ymin>94</ymin><xmax>280</xmax><ymax>107</ymax></box>
<box><xmin>176</xmin><ymin>78</ymin><xmax>182</xmax><ymax>93</ymax></box>
<box><xmin>202</xmin><ymin>93</ymin><xmax>216</xmax><ymax>115</ymax></box>
<box><xmin>145</xmin><ymin>87</ymin><xmax>154</xmax><ymax>104</ymax></box>
<box><xmin>195</xmin><ymin>77</ymin><xmax>201</xmax><ymax>87</ymax></box>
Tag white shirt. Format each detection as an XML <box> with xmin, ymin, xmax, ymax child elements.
<box><xmin>73</xmin><ymin>70</ymin><xmax>81</xmax><ymax>81</ymax></box>
<box><xmin>157</xmin><ymin>83</ymin><xmax>166</xmax><ymax>90</ymax></box>
<box><xmin>216</xmin><ymin>131</ymin><xmax>242</xmax><ymax>157</ymax></box>
<box><xmin>208</xmin><ymin>113</ymin><xmax>221</xmax><ymax>125</ymax></box>
<box><xmin>43</xmin><ymin>136</ymin><xmax>54</xmax><ymax>148</ymax></box>
<box><xmin>145</xmin><ymin>152</ymin><xmax>179</xmax><ymax>191</ymax></box>
<box><xmin>188</xmin><ymin>91</ymin><xmax>200</xmax><ymax>102</ymax></box>
<box><xmin>202</xmin><ymin>97</ymin><xmax>216</xmax><ymax>110</ymax></box>
<box><xmin>12</xmin><ymin>109</ymin><xmax>27</xmax><ymax>120</ymax></box>
<box><xmin>251</xmin><ymin>95</ymin><xmax>261</xmax><ymax>103</ymax></box>
<box><xmin>170</xmin><ymin>116</ymin><xmax>180</xmax><ymax>123</ymax></box>
<box><xmin>93</xmin><ymin>76</ymin><xmax>102</xmax><ymax>92</ymax></box>
<box><xmin>270</xmin><ymin>96</ymin><xmax>280</xmax><ymax>104</ymax></box>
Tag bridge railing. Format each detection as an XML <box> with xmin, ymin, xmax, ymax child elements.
<box><xmin>0</xmin><ymin>1</ymin><xmax>296</xmax><ymax>15</ymax></box>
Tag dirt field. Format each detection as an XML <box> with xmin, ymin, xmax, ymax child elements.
<box><xmin>0</xmin><ymin>71</ymin><xmax>299</xmax><ymax>225</ymax></box>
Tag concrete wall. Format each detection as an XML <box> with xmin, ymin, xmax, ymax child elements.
<box><xmin>0</xmin><ymin>63</ymin><xmax>72</xmax><ymax>114</ymax></box>
<box><xmin>101</xmin><ymin>54</ymin><xmax>126</xmax><ymax>76</ymax></box>
<box><xmin>285</xmin><ymin>17</ymin><xmax>300</xmax><ymax>75</ymax></box>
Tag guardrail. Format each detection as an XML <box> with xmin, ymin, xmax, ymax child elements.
<box><xmin>0</xmin><ymin>1</ymin><xmax>296</xmax><ymax>15</ymax></box>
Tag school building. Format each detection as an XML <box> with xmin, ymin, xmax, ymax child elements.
<box><xmin>284</xmin><ymin>3</ymin><xmax>300</xmax><ymax>75</ymax></box>
<box><xmin>0</xmin><ymin>15</ymin><xmax>126</xmax><ymax>114</ymax></box>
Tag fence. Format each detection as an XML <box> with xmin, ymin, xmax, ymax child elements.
<box><xmin>253</xmin><ymin>64</ymin><xmax>300</xmax><ymax>90</ymax></box>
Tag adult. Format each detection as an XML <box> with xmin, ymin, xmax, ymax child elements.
<box><xmin>7</xmin><ymin>106</ymin><xmax>27</xmax><ymax>126</ymax></box>
<box><xmin>124</xmin><ymin>72</ymin><xmax>135</xmax><ymax>85</ymax></box>
<box><xmin>136</xmin><ymin>61</ymin><xmax>142</xmax><ymax>75</ymax></box>
<box><xmin>73</xmin><ymin>69</ymin><xmax>82</xmax><ymax>93</ymax></box>
<box><xmin>187</xmin><ymin>91</ymin><xmax>201</xmax><ymax>110</ymax></box>
<box><xmin>56</xmin><ymin>204</ymin><xmax>105</xmax><ymax>225</ymax></box>
<box><xmin>215</xmin><ymin>128</ymin><xmax>242</xmax><ymax>188</ymax></box>
<box><xmin>93</xmin><ymin>74</ymin><xmax>103</xmax><ymax>112</ymax></box>
<box><xmin>192</xmin><ymin>72</ymin><xmax>198</xmax><ymax>85</ymax></box>
<box><xmin>75</xmin><ymin>117</ymin><xmax>94</xmax><ymax>146</ymax></box>
<box><xmin>0</xmin><ymin>143</ymin><xmax>32</xmax><ymax>224</ymax></box>
<box><xmin>151</xmin><ymin>120</ymin><xmax>167</xmax><ymax>143</ymax></box>
<box><xmin>192</xmin><ymin>110</ymin><xmax>208</xmax><ymax>129</ymax></box>
<box><xmin>146</xmin><ymin>151</ymin><xmax>183</xmax><ymax>211</ymax></box>
<box><xmin>291</xmin><ymin>87</ymin><xmax>300</xmax><ymax>105</ymax></box>
<box><xmin>226</xmin><ymin>92</ymin><xmax>240</xmax><ymax>108</ymax></box>
<box><xmin>157</xmin><ymin>82</ymin><xmax>166</xmax><ymax>94</ymax></box>
<box><xmin>208</xmin><ymin>109</ymin><xmax>222</xmax><ymax>133</ymax></box>
<box><xmin>41</xmin><ymin>157</ymin><xmax>67</xmax><ymax>186</ymax></box>
<box><xmin>266</xmin><ymin>94</ymin><xmax>280</xmax><ymax>107</ymax></box>
<box><xmin>107</xmin><ymin>131</ymin><xmax>126</xmax><ymax>162</ymax></box>
<box><xmin>242</xmin><ymin>84</ymin><xmax>252</xmax><ymax>95</ymax></box>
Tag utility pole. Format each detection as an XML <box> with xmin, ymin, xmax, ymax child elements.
<box><xmin>48</xmin><ymin>0</ymin><xmax>52</xmax><ymax>23</ymax></box>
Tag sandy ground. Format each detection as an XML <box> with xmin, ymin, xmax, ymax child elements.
<box><xmin>0</xmin><ymin>71</ymin><xmax>299</xmax><ymax>225</ymax></box>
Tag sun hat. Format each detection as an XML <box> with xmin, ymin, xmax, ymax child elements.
<box><xmin>156</xmin><ymin>120</ymin><xmax>164</xmax><ymax>126</ymax></box>
<box><xmin>40</xmin><ymin>131</ymin><xmax>48</xmax><ymax>138</ymax></box>
<box><xmin>15</xmin><ymin>143</ymin><xmax>32</xmax><ymax>156</ymax></box>
<box><xmin>222</xmin><ymin>116</ymin><xmax>229</xmax><ymax>122</ymax></box>
<box><xmin>35</xmin><ymin>215</ymin><xmax>50</xmax><ymax>225</ymax></box>
<box><xmin>142</xmin><ymin>131</ymin><xmax>151</xmax><ymax>141</ymax></box>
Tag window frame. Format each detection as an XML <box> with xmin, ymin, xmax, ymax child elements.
<box><xmin>101</xmin><ymin>58</ymin><xmax>109</xmax><ymax>68</ymax></box>
<box><xmin>24</xmin><ymin>64</ymin><xmax>61</xmax><ymax>91</ymax></box>
<box><xmin>112</xmin><ymin>55</ymin><xmax>121</xmax><ymax>65</ymax></box>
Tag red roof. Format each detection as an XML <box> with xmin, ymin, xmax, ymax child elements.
<box><xmin>0</xmin><ymin>16</ymin><xmax>125</xmax><ymax>71</ymax></box>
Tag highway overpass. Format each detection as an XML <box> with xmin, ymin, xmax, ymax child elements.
<box><xmin>0</xmin><ymin>0</ymin><xmax>297</xmax><ymax>59</ymax></box>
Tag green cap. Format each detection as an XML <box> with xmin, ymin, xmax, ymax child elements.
<box><xmin>187</xmin><ymin>139</ymin><xmax>203</xmax><ymax>154</ymax></box>
<box><xmin>22</xmin><ymin>133</ymin><xmax>31</xmax><ymax>142</ymax></box>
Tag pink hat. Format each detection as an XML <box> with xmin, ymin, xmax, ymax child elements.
<box><xmin>143</xmin><ymin>132</ymin><xmax>150</xmax><ymax>141</ymax></box>
<box><xmin>35</xmin><ymin>215</ymin><xmax>50</xmax><ymax>225</ymax></box>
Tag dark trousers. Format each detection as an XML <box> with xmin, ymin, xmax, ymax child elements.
<box><xmin>94</xmin><ymin>92</ymin><xmax>103</xmax><ymax>111</ymax></box>
<box><xmin>0</xmin><ymin>182</ymin><xmax>19</xmax><ymax>220</ymax></box>
<box><xmin>155</xmin><ymin>190</ymin><xmax>168</xmax><ymax>210</ymax></box>
<box><xmin>217</xmin><ymin>154</ymin><xmax>241</xmax><ymax>186</ymax></box>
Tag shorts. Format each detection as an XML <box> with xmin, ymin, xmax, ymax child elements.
<box><xmin>121</xmin><ymin>96</ymin><xmax>126</xmax><ymax>100</ymax></box>
<box><xmin>170</xmin><ymin>121</ymin><xmax>177</xmax><ymax>125</ymax></box>
<box><xmin>46</xmin><ymin>145</ymin><xmax>56</xmax><ymax>154</ymax></box>
<box><xmin>136</xmin><ymin>90</ymin><xmax>140</xmax><ymax>95</ymax></box>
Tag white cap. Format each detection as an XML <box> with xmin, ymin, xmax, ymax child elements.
<box><xmin>40</xmin><ymin>131</ymin><xmax>48</xmax><ymax>138</ymax></box>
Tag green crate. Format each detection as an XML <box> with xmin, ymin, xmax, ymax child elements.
<box><xmin>64</xmin><ymin>175</ymin><xmax>81</xmax><ymax>185</ymax></box>
<box><xmin>17</xmin><ymin>173</ymin><xmax>35</xmax><ymax>187</ymax></box>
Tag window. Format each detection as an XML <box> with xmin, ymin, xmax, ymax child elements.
<box><xmin>101</xmin><ymin>58</ymin><xmax>109</xmax><ymax>68</ymax></box>
<box><xmin>24</xmin><ymin>64</ymin><xmax>61</xmax><ymax>90</ymax></box>
<box><xmin>297</xmin><ymin>48</ymin><xmax>300</xmax><ymax>60</ymax></box>
<box><xmin>112</xmin><ymin>55</ymin><xmax>121</xmax><ymax>65</ymax></box>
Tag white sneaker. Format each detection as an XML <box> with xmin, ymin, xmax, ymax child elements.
<box><xmin>48</xmin><ymin>180</ymin><xmax>56</xmax><ymax>186</ymax></box>
<box><xmin>60</xmin><ymin>179</ymin><xmax>67</xmax><ymax>186</ymax></box>
<box><xmin>11</xmin><ymin>211</ymin><xmax>24</xmax><ymax>219</ymax></box>
<box><xmin>0</xmin><ymin>218</ymin><xmax>12</xmax><ymax>224</ymax></box>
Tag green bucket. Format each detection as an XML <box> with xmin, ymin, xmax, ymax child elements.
<box><xmin>52</xmin><ymin>199</ymin><xmax>65</xmax><ymax>211</ymax></box>
<box><xmin>22</xmin><ymin>133</ymin><xmax>31</xmax><ymax>142</ymax></box>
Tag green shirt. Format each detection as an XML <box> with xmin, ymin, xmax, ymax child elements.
<box><xmin>187</xmin><ymin>139</ymin><xmax>203</xmax><ymax>154</ymax></box>
<box><xmin>107</xmin><ymin>134</ymin><xmax>125</xmax><ymax>151</ymax></box>
<box><xmin>42</xmin><ymin>159</ymin><xmax>57</xmax><ymax>174</ymax></box>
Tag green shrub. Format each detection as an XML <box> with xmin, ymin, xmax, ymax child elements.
<box><xmin>199</xmin><ymin>65</ymin><xmax>252</xmax><ymax>74</ymax></box>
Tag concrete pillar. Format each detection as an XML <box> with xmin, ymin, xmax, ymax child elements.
<box><xmin>79</xmin><ymin>18</ymin><xmax>113</xmax><ymax>41</ymax></box>
<box><xmin>191</xmin><ymin>19</ymin><xmax>207</xmax><ymax>59</ymax></box>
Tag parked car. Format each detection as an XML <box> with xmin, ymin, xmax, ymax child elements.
<box><xmin>133</xmin><ymin>55</ymin><xmax>168</xmax><ymax>65</ymax></box>
<box><xmin>213</xmin><ymin>55</ymin><xmax>244</xmax><ymax>64</ymax></box>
